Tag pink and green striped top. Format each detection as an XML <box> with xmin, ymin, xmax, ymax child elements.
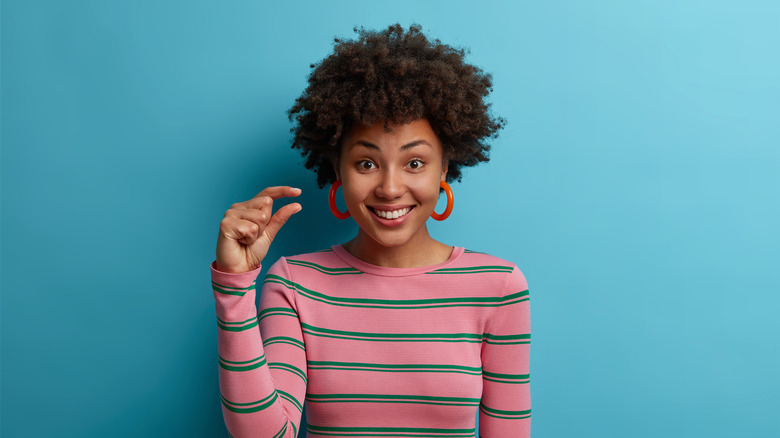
<box><xmin>212</xmin><ymin>245</ymin><xmax>531</xmax><ymax>437</ymax></box>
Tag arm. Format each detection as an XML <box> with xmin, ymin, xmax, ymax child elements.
<box><xmin>213</xmin><ymin>259</ymin><xmax>306</xmax><ymax>437</ymax></box>
<box><xmin>212</xmin><ymin>186</ymin><xmax>304</xmax><ymax>436</ymax></box>
<box><xmin>479</xmin><ymin>266</ymin><xmax>532</xmax><ymax>437</ymax></box>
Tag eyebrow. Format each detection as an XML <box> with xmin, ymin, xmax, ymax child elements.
<box><xmin>351</xmin><ymin>140</ymin><xmax>431</xmax><ymax>151</ymax></box>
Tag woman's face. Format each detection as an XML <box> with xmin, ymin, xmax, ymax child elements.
<box><xmin>337</xmin><ymin>118</ymin><xmax>448</xmax><ymax>251</ymax></box>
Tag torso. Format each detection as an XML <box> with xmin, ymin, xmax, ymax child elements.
<box><xmin>273</xmin><ymin>245</ymin><xmax>519</xmax><ymax>433</ymax></box>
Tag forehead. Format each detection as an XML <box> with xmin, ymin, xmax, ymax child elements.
<box><xmin>341</xmin><ymin>119</ymin><xmax>442</xmax><ymax>153</ymax></box>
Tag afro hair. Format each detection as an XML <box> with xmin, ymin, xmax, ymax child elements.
<box><xmin>288</xmin><ymin>23</ymin><xmax>505</xmax><ymax>188</ymax></box>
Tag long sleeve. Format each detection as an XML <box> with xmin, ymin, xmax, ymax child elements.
<box><xmin>479</xmin><ymin>266</ymin><xmax>531</xmax><ymax>437</ymax></box>
<box><xmin>212</xmin><ymin>258</ymin><xmax>306</xmax><ymax>438</ymax></box>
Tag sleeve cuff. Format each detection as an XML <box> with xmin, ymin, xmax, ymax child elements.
<box><xmin>210</xmin><ymin>261</ymin><xmax>263</xmax><ymax>287</ymax></box>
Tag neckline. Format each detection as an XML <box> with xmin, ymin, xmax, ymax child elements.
<box><xmin>331</xmin><ymin>244</ymin><xmax>465</xmax><ymax>277</ymax></box>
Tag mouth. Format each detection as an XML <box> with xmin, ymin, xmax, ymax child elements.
<box><xmin>369</xmin><ymin>206</ymin><xmax>413</xmax><ymax>220</ymax></box>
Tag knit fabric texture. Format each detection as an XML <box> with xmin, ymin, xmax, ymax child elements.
<box><xmin>211</xmin><ymin>245</ymin><xmax>531</xmax><ymax>437</ymax></box>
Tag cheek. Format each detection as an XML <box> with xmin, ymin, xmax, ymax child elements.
<box><xmin>412</xmin><ymin>180</ymin><xmax>444</xmax><ymax>205</ymax></box>
<box><xmin>340</xmin><ymin>180</ymin><xmax>369</xmax><ymax>207</ymax></box>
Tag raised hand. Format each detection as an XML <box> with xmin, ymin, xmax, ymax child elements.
<box><xmin>216</xmin><ymin>186</ymin><xmax>302</xmax><ymax>273</ymax></box>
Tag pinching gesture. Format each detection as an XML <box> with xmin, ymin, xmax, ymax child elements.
<box><xmin>215</xmin><ymin>186</ymin><xmax>302</xmax><ymax>273</ymax></box>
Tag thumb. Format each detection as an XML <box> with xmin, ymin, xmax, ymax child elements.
<box><xmin>263</xmin><ymin>202</ymin><xmax>302</xmax><ymax>243</ymax></box>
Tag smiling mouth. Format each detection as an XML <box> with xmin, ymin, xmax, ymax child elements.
<box><xmin>370</xmin><ymin>207</ymin><xmax>413</xmax><ymax>220</ymax></box>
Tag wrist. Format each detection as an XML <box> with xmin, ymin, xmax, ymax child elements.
<box><xmin>211</xmin><ymin>260</ymin><xmax>261</xmax><ymax>275</ymax></box>
<box><xmin>213</xmin><ymin>261</ymin><xmax>257</xmax><ymax>274</ymax></box>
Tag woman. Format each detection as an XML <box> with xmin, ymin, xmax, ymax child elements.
<box><xmin>212</xmin><ymin>24</ymin><xmax>531</xmax><ymax>437</ymax></box>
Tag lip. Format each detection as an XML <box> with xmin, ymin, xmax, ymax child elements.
<box><xmin>368</xmin><ymin>205</ymin><xmax>415</xmax><ymax>227</ymax></box>
<box><xmin>368</xmin><ymin>204</ymin><xmax>415</xmax><ymax>212</ymax></box>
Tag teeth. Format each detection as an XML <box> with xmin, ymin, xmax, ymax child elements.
<box><xmin>375</xmin><ymin>207</ymin><xmax>411</xmax><ymax>219</ymax></box>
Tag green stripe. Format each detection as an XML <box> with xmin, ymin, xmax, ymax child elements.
<box><xmin>426</xmin><ymin>270</ymin><xmax>514</xmax><ymax>275</ymax></box>
<box><xmin>301</xmin><ymin>323</ymin><xmax>482</xmax><ymax>343</ymax></box>
<box><xmin>307</xmin><ymin>360</ymin><xmax>482</xmax><ymax>375</ymax></box>
<box><xmin>212</xmin><ymin>281</ymin><xmax>255</xmax><ymax>296</ymax></box>
<box><xmin>277</xmin><ymin>390</ymin><xmax>303</xmax><ymax>412</ymax></box>
<box><xmin>268</xmin><ymin>362</ymin><xmax>307</xmax><ymax>383</ymax></box>
<box><xmin>265</xmin><ymin>275</ymin><xmax>528</xmax><ymax>310</ymax></box>
<box><xmin>258</xmin><ymin>307</ymin><xmax>298</xmax><ymax>322</ymax></box>
<box><xmin>263</xmin><ymin>336</ymin><xmax>305</xmax><ymax>351</ymax></box>
<box><xmin>216</xmin><ymin>316</ymin><xmax>258</xmax><ymax>332</ymax></box>
<box><xmin>287</xmin><ymin>259</ymin><xmax>362</xmax><ymax>275</ymax></box>
<box><xmin>221</xmin><ymin>391</ymin><xmax>278</xmax><ymax>413</ymax></box>
<box><xmin>306</xmin><ymin>393</ymin><xmax>479</xmax><ymax>407</ymax></box>
<box><xmin>212</xmin><ymin>286</ymin><xmax>246</xmax><ymax>297</ymax></box>
<box><xmin>301</xmin><ymin>323</ymin><xmax>529</xmax><ymax>345</ymax></box>
<box><xmin>272</xmin><ymin>422</ymin><xmax>287</xmax><ymax>438</ymax></box>
<box><xmin>217</xmin><ymin>316</ymin><xmax>257</xmax><ymax>326</ymax></box>
<box><xmin>430</xmin><ymin>265</ymin><xmax>513</xmax><ymax>271</ymax></box>
<box><xmin>479</xmin><ymin>403</ymin><xmax>532</xmax><ymax>419</ymax></box>
<box><xmin>482</xmin><ymin>370</ymin><xmax>530</xmax><ymax>384</ymax></box>
<box><xmin>483</xmin><ymin>333</ymin><xmax>531</xmax><ymax>345</ymax></box>
<box><xmin>219</xmin><ymin>354</ymin><xmax>266</xmax><ymax>372</ymax></box>
<box><xmin>427</xmin><ymin>265</ymin><xmax>513</xmax><ymax>274</ymax></box>
<box><xmin>307</xmin><ymin>424</ymin><xmax>476</xmax><ymax>437</ymax></box>
<box><xmin>222</xmin><ymin>391</ymin><xmax>275</xmax><ymax>406</ymax></box>
<box><xmin>483</xmin><ymin>376</ymin><xmax>529</xmax><ymax>384</ymax></box>
<box><xmin>219</xmin><ymin>354</ymin><xmax>265</xmax><ymax>365</ymax></box>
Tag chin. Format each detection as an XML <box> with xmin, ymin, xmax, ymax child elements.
<box><xmin>362</xmin><ymin>224</ymin><xmax>429</xmax><ymax>250</ymax></box>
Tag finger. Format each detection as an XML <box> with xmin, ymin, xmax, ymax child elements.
<box><xmin>263</xmin><ymin>202</ymin><xmax>302</xmax><ymax>243</ymax></box>
<box><xmin>220</xmin><ymin>217</ymin><xmax>261</xmax><ymax>244</ymax></box>
<box><xmin>253</xmin><ymin>186</ymin><xmax>302</xmax><ymax>201</ymax></box>
<box><xmin>224</xmin><ymin>207</ymin><xmax>269</xmax><ymax>228</ymax></box>
<box><xmin>232</xmin><ymin>196</ymin><xmax>274</xmax><ymax>222</ymax></box>
<box><xmin>233</xmin><ymin>187</ymin><xmax>301</xmax><ymax>211</ymax></box>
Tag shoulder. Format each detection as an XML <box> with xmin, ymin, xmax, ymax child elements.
<box><xmin>455</xmin><ymin>249</ymin><xmax>528</xmax><ymax>292</ymax></box>
<box><xmin>459</xmin><ymin>248</ymin><xmax>514</xmax><ymax>267</ymax></box>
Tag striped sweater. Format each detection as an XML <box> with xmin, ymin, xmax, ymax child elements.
<box><xmin>212</xmin><ymin>245</ymin><xmax>531</xmax><ymax>437</ymax></box>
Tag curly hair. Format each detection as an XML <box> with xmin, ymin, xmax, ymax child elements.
<box><xmin>288</xmin><ymin>24</ymin><xmax>505</xmax><ymax>188</ymax></box>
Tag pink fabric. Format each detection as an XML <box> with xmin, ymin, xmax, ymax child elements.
<box><xmin>212</xmin><ymin>245</ymin><xmax>531</xmax><ymax>437</ymax></box>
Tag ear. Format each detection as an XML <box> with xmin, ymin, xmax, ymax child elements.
<box><xmin>333</xmin><ymin>158</ymin><xmax>341</xmax><ymax>181</ymax></box>
<box><xmin>440</xmin><ymin>160</ymin><xmax>449</xmax><ymax>182</ymax></box>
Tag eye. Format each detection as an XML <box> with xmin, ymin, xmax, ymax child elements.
<box><xmin>356</xmin><ymin>160</ymin><xmax>375</xmax><ymax>171</ymax></box>
<box><xmin>406</xmin><ymin>159</ymin><xmax>425</xmax><ymax>170</ymax></box>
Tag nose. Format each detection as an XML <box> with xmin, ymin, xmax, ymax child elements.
<box><xmin>374</xmin><ymin>168</ymin><xmax>405</xmax><ymax>200</ymax></box>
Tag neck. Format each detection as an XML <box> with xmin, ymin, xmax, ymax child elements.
<box><xmin>343</xmin><ymin>228</ymin><xmax>452</xmax><ymax>268</ymax></box>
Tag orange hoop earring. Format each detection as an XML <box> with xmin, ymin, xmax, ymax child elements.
<box><xmin>430</xmin><ymin>181</ymin><xmax>454</xmax><ymax>221</ymax></box>
<box><xmin>328</xmin><ymin>180</ymin><xmax>351</xmax><ymax>219</ymax></box>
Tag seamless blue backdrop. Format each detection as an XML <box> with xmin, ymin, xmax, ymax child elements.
<box><xmin>2</xmin><ymin>1</ymin><xmax>779</xmax><ymax>437</ymax></box>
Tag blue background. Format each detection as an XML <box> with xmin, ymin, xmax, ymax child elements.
<box><xmin>2</xmin><ymin>1</ymin><xmax>779</xmax><ymax>437</ymax></box>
